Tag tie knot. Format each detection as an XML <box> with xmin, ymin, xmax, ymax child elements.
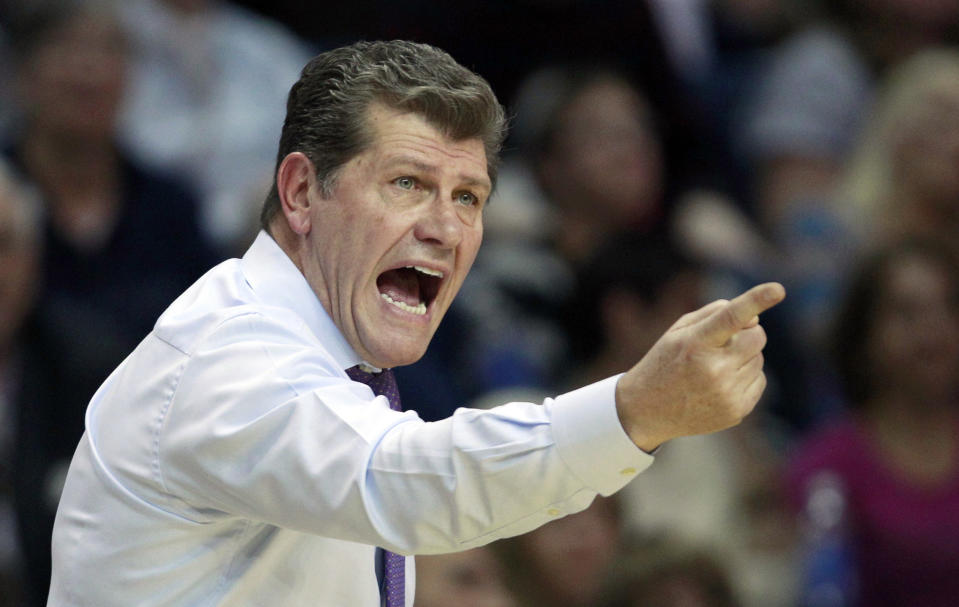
<box><xmin>346</xmin><ymin>365</ymin><xmax>402</xmax><ymax>412</ymax></box>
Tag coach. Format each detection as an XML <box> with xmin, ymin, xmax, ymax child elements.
<box><xmin>48</xmin><ymin>40</ymin><xmax>783</xmax><ymax>606</ymax></box>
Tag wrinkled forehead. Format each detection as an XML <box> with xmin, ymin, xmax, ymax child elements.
<box><xmin>364</xmin><ymin>104</ymin><xmax>490</xmax><ymax>176</ymax></box>
<box><xmin>364</xmin><ymin>100</ymin><xmax>495</xmax><ymax>179</ymax></box>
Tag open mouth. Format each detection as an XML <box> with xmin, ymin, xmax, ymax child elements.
<box><xmin>376</xmin><ymin>265</ymin><xmax>444</xmax><ymax>316</ymax></box>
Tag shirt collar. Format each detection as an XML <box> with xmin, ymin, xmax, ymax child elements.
<box><xmin>240</xmin><ymin>230</ymin><xmax>365</xmax><ymax>370</ymax></box>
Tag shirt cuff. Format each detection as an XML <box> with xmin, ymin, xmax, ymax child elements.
<box><xmin>549</xmin><ymin>373</ymin><xmax>654</xmax><ymax>496</ymax></box>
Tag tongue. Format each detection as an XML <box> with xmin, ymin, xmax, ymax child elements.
<box><xmin>377</xmin><ymin>268</ymin><xmax>422</xmax><ymax>306</ymax></box>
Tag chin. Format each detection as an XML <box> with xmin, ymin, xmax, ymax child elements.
<box><xmin>366</xmin><ymin>339</ymin><xmax>431</xmax><ymax>369</ymax></box>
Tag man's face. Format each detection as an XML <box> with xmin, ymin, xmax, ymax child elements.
<box><xmin>301</xmin><ymin>104</ymin><xmax>489</xmax><ymax>368</ymax></box>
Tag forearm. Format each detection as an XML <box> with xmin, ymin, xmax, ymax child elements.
<box><xmin>367</xmin><ymin>376</ymin><xmax>651</xmax><ymax>554</ymax></box>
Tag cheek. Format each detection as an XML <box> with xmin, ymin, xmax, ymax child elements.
<box><xmin>447</xmin><ymin>224</ymin><xmax>482</xmax><ymax>294</ymax></box>
<box><xmin>463</xmin><ymin>222</ymin><xmax>483</xmax><ymax>265</ymax></box>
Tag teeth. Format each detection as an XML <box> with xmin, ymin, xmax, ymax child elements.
<box><xmin>408</xmin><ymin>265</ymin><xmax>443</xmax><ymax>278</ymax></box>
<box><xmin>380</xmin><ymin>292</ymin><xmax>427</xmax><ymax>315</ymax></box>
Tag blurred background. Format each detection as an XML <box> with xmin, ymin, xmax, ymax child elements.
<box><xmin>2</xmin><ymin>0</ymin><xmax>959</xmax><ymax>605</ymax></box>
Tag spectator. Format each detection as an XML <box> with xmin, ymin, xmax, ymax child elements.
<box><xmin>600</xmin><ymin>537</ymin><xmax>740</xmax><ymax>607</ymax></box>
<box><xmin>512</xmin><ymin>65</ymin><xmax>670</xmax><ymax>265</ymax></box>
<box><xmin>414</xmin><ymin>546</ymin><xmax>517</xmax><ymax>607</ymax></box>
<box><xmin>786</xmin><ymin>237</ymin><xmax>959</xmax><ymax>607</ymax></box>
<box><xmin>838</xmin><ymin>48</ymin><xmax>959</xmax><ymax>249</ymax></box>
<box><xmin>4</xmin><ymin>0</ymin><xmax>222</xmax><ymax>360</ymax></box>
<box><xmin>494</xmin><ymin>495</ymin><xmax>625</xmax><ymax>607</ymax></box>
<box><xmin>3</xmin><ymin>3</ymin><xmax>221</xmax><ymax>602</ymax></box>
<box><xmin>117</xmin><ymin>0</ymin><xmax>313</xmax><ymax>251</ymax></box>
<box><xmin>1</xmin><ymin>157</ymin><xmax>111</xmax><ymax>607</ymax></box>
<box><xmin>741</xmin><ymin>0</ymin><xmax>959</xmax><ymax>233</ymax></box>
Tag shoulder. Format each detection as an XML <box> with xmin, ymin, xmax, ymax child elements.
<box><xmin>153</xmin><ymin>259</ymin><xmax>342</xmax><ymax>377</ymax></box>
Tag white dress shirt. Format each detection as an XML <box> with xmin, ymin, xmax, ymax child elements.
<box><xmin>48</xmin><ymin>231</ymin><xmax>652</xmax><ymax>606</ymax></box>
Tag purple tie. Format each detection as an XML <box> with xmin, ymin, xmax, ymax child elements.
<box><xmin>346</xmin><ymin>365</ymin><xmax>405</xmax><ymax>607</ymax></box>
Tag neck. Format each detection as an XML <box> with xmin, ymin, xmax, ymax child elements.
<box><xmin>267</xmin><ymin>220</ymin><xmax>305</xmax><ymax>274</ymax></box>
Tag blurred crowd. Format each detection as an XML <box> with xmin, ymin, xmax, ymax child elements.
<box><xmin>2</xmin><ymin>0</ymin><xmax>959</xmax><ymax>605</ymax></box>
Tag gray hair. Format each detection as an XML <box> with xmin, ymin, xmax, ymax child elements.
<box><xmin>260</xmin><ymin>40</ymin><xmax>508</xmax><ymax>230</ymax></box>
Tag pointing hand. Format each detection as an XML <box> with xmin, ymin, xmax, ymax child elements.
<box><xmin>614</xmin><ymin>282</ymin><xmax>786</xmax><ymax>451</ymax></box>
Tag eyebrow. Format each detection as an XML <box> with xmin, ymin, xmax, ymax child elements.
<box><xmin>387</xmin><ymin>155</ymin><xmax>491</xmax><ymax>191</ymax></box>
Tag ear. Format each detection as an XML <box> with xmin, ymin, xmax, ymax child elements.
<box><xmin>276</xmin><ymin>152</ymin><xmax>317</xmax><ymax>235</ymax></box>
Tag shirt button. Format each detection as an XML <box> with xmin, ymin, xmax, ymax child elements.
<box><xmin>620</xmin><ymin>467</ymin><xmax>637</xmax><ymax>476</ymax></box>
<box><xmin>546</xmin><ymin>508</ymin><xmax>561</xmax><ymax>516</ymax></box>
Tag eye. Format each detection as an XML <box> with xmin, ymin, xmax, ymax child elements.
<box><xmin>456</xmin><ymin>191</ymin><xmax>478</xmax><ymax>207</ymax></box>
<box><xmin>394</xmin><ymin>176</ymin><xmax>415</xmax><ymax>190</ymax></box>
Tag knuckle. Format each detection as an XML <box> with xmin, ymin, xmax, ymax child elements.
<box><xmin>720</xmin><ymin>306</ymin><xmax>740</xmax><ymax>331</ymax></box>
<box><xmin>704</xmin><ymin>359</ymin><xmax>726</xmax><ymax>384</ymax></box>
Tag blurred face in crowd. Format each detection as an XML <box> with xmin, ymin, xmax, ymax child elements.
<box><xmin>892</xmin><ymin>79</ymin><xmax>959</xmax><ymax>216</ymax></box>
<box><xmin>0</xmin><ymin>183</ymin><xmax>38</xmax><ymax>351</ymax></box>
<box><xmin>18</xmin><ymin>10</ymin><xmax>126</xmax><ymax>140</ymax></box>
<box><xmin>868</xmin><ymin>251</ymin><xmax>959</xmax><ymax>403</ymax></box>
<box><xmin>293</xmin><ymin>104</ymin><xmax>489</xmax><ymax>368</ymax></box>
<box><xmin>517</xmin><ymin>496</ymin><xmax>621</xmax><ymax>605</ymax></box>
<box><xmin>414</xmin><ymin>547</ymin><xmax>517</xmax><ymax>607</ymax></box>
<box><xmin>542</xmin><ymin>77</ymin><xmax>663</xmax><ymax>227</ymax></box>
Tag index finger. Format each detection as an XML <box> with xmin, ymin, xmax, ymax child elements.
<box><xmin>698</xmin><ymin>282</ymin><xmax>786</xmax><ymax>346</ymax></box>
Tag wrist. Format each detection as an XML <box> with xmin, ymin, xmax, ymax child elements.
<box><xmin>615</xmin><ymin>376</ymin><xmax>665</xmax><ymax>452</ymax></box>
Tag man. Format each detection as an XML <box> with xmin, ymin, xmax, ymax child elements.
<box><xmin>49</xmin><ymin>41</ymin><xmax>784</xmax><ymax>606</ymax></box>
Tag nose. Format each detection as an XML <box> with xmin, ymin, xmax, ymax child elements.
<box><xmin>413</xmin><ymin>194</ymin><xmax>463</xmax><ymax>249</ymax></box>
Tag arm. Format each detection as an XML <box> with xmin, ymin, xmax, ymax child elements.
<box><xmin>152</xmin><ymin>313</ymin><xmax>648</xmax><ymax>555</ymax></box>
<box><xmin>152</xmin><ymin>284</ymin><xmax>782</xmax><ymax>554</ymax></box>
